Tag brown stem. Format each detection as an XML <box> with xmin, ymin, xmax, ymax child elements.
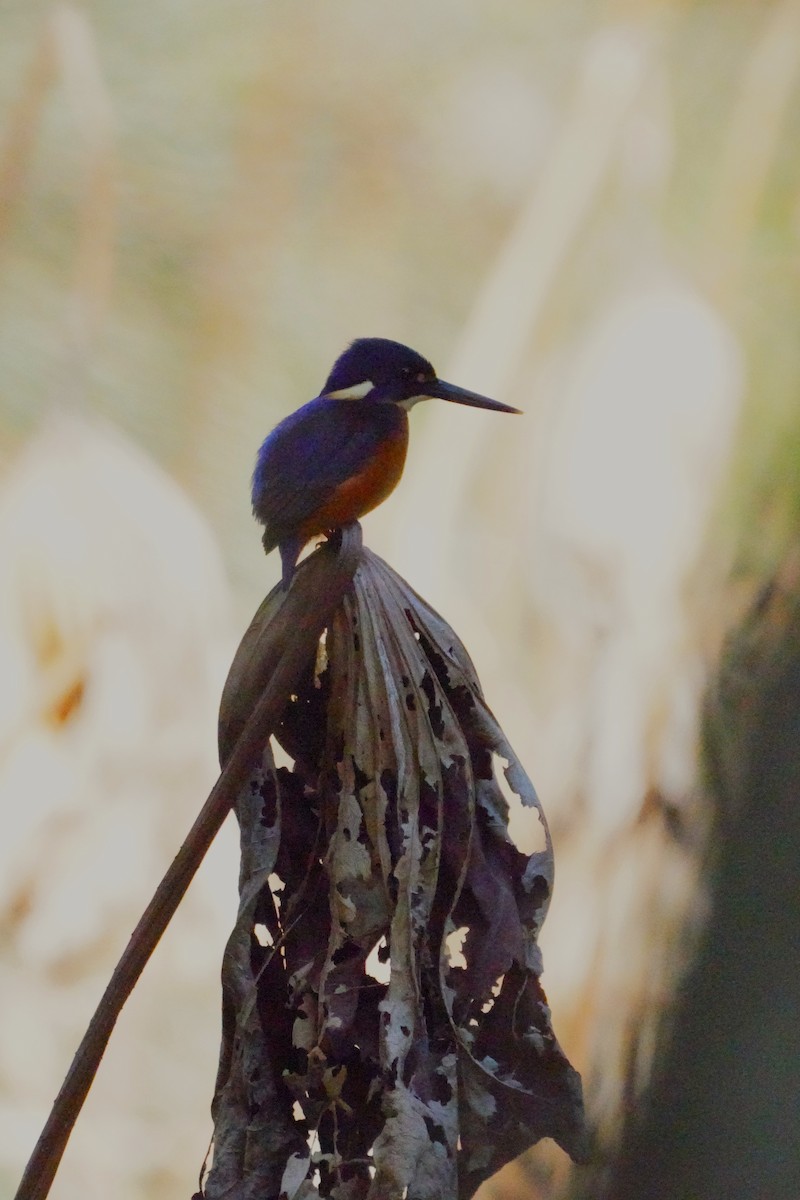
<box><xmin>13</xmin><ymin>525</ymin><xmax>363</xmax><ymax>1200</ymax></box>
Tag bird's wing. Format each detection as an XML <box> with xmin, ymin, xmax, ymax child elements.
<box><xmin>252</xmin><ymin>398</ymin><xmax>398</xmax><ymax>550</ymax></box>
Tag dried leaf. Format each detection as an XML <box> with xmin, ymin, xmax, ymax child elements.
<box><xmin>205</xmin><ymin>546</ymin><xmax>586</xmax><ymax>1200</ymax></box>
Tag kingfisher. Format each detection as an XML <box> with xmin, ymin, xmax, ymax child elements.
<box><xmin>252</xmin><ymin>337</ymin><xmax>519</xmax><ymax>586</ymax></box>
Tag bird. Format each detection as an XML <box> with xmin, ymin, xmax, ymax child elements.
<box><xmin>252</xmin><ymin>337</ymin><xmax>520</xmax><ymax>586</ymax></box>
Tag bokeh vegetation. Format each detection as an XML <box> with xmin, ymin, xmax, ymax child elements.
<box><xmin>1</xmin><ymin>1</ymin><xmax>799</xmax><ymax>1198</ymax></box>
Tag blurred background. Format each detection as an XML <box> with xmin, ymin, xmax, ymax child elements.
<box><xmin>1</xmin><ymin>1</ymin><xmax>799</xmax><ymax>1197</ymax></box>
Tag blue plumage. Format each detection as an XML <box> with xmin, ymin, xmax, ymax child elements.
<box><xmin>251</xmin><ymin>338</ymin><xmax>518</xmax><ymax>586</ymax></box>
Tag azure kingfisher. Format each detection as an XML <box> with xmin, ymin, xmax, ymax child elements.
<box><xmin>252</xmin><ymin>337</ymin><xmax>519</xmax><ymax>586</ymax></box>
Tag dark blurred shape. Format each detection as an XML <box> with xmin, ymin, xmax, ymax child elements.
<box><xmin>595</xmin><ymin>552</ymin><xmax>800</xmax><ymax>1200</ymax></box>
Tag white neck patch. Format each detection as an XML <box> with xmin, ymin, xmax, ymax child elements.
<box><xmin>325</xmin><ymin>379</ymin><xmax>374</xmax><ymax>400</ymax></box>
<box><xmin>397</xmin><ymin>394</ymin><xmax>429</xmax><ymax>410</ymax></box>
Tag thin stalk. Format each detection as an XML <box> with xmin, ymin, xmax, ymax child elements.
<box><xmin>13</xmin><ymin>524</ymin><xmax>362</xmax><ymax>1200</ymax></box>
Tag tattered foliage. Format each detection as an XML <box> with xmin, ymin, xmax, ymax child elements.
<box><xmin>206</xmin><ymin>546</ymin><xmax>586</xmax><ymax>1200</ymax></box>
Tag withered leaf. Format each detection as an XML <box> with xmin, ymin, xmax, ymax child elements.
<box><xmin>205</xmin><ymin>543</ymin><xmax>586</xmax><ymax>1200</ymax></box>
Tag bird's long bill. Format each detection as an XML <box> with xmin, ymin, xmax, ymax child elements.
<box><xmin>429</xmin><ymin>378</ymin><xmax>520</xmax><ymax>414</ymax></box>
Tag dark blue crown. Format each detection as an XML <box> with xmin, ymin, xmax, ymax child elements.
<box><xmin>322</xmin><ymin>338</ymin><xmax>435</xmax><ymax>396</ymax></box>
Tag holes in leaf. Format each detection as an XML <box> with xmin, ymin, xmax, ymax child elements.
<box><xmin>314</xmin><ymin>630</ymin><xmax>328</xmax><ymax>683</ymax></box>
<box><xmin>365</xmin><ymin>937</ymin><xmax>390</xmax><ymax>984</ymax></box>
<box><xmin>269</xmin><ymin>873</ymin><xmax>284</xmax><ymax>912</ymax></box>
<box><xmin>481</xmin><ymin>974</ymin><xmax>505</xmax><ymax>1013</ymax></box>
<box><xmin>445</xmin><ymin>926</ymin><xmax>469</xmax><ymax>970</ymax></box>
<box><xmin>270</xmin><ymin>738</ymin><xmax>294</xmax><ymax>772</ymax></box>
<box><xmin>494</xmin><ymin>754</ymin><xmax>547</xmax><ymax>856</ymax></box>
<box><xmin>254</xmin><ymin>923</ymin><xmax>273</xmax><ymax>948</ymax></box>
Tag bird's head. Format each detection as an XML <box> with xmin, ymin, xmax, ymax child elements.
<box><xmin>321</xmin><ymin>338</ymin><xmax>520</xmax><ymax>414</ymax></box>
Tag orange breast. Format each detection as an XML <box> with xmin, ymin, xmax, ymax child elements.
<box><xmin>297</xmin><ymin>419</ymin><xmax>409</xmax><ymax>540</ymax></box>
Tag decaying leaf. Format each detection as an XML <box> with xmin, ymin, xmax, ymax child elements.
<box><xmin>206</xmin><ymin>543</ymin><xmax>586</xmax><ymax>1200</ymax></box>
